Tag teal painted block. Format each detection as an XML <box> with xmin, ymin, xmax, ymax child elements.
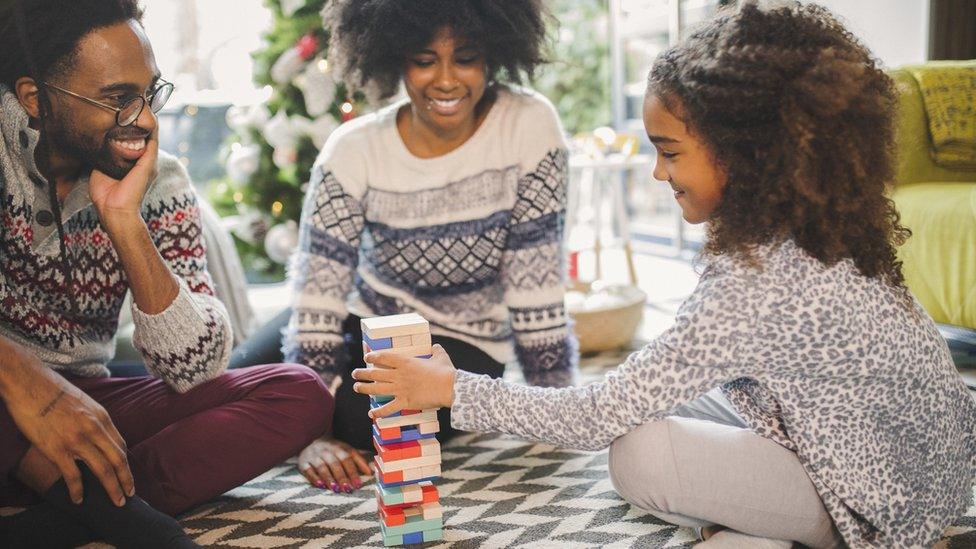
<box><xmin>380</xmin><ymin>517</ymin><xmax>443</xmax><ymax>537</ymax></box>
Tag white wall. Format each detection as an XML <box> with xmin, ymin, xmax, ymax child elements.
<box><xmin>809</xmin><ymin>0</ymin><xmax>929</xmax><ymax>68</ymax></box>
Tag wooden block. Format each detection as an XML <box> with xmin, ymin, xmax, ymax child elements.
<box><xmin>374</xmin><ymin>410</ymin><xmax>438</xmax><ymax>429</ymax></box>
<box><xmin>375</xmin><ymin>481</ymin><xmax>438</xmax><ymax>507</ymax></box>
<box><xmin>410</xmin><ymin>333</ymin><xmax>432</xmax><ymax>347</ymax></box>
<box><xmin>378</xmin><ymin>515</ymin><xmax>442</xmax><ymax>537</ymax></box>
<box><xmin>384</xmin><ymin>343</ymin><xmax>433</xmax><ymax>359</ymax></box>
<box><xmin>373</xmin><ymin>457</ymin><xmax>440</xmax><ymax>487</ymax></box>
<box><xmin>363</xmin><ymin>332</ymin><xmax>393</xmax><ymax>350</ymax></box>
<box><xmin>370</xmin><ymin>394</ymin><xmax>393</xmax><ymax>405</ymax></box>
<box><xmin>372</xmin><ymin>424</ymin><xmax>438</xmax><ymax>444</ymax></box>
<box><xmin>379</xmin><ymin>502</ymin><xmax>443</xmax><ymax>527</ymax></box>
<box><xmin>418</xmin><ymin>420</ymin><xmax>439</xmax><ymax>434</ymax></box>
<box><xmin>369</xmin><ymin>398</ymin><xmax>421</xmax><ymax>418</ymax></box>
<box><xmin>381</xmin><ymin>526</ymin><xmax>442</xmax><ymax>546</ymax></box>
<box><xmin>375</xmin><ymin>452</ymin><xmax>441</xmax><ymax>473</ymax></box>
<box><xmin>374</xmin><ymin>437</ymin><xmax>440</xmax><ymax>463</ymax></box>
<box><xmin>361</xmin><ymin>313</ymin><xmax>429</xmax><ymax>339</ymax></box>
<box><xmin>391</xmin><ymin>335</ymin><xmax>413</xmax><ymax>347</ymax></box>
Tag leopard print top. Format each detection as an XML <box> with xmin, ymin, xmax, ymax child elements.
<box><xmin>452</xmin><ymin>239</ymin><xmax>976</xmax><ymax>548</ymax></box>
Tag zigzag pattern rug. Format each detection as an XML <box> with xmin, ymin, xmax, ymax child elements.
<box><xmin>174</xmin><ymin>430</ymin><xmax>976</xmax><ymax>548</ymax></box>
<box><xmin>179</xmin><ymin>433</ymin><xmax>698</xmax><ymax>548</ymax></box>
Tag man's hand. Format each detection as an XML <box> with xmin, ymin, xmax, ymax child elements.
<box><xmin>351</xmin><ymin>344</ymin><xmax>457</xmax><ymax>418</ymax></box>
<box><xmin>88</xmin><ymin>129</ymin><xmax>158</xmax><ymax>222</ymax></box>
<box><xmin>0</xmin><ymin>342</ymin><xmax>134</xmax><ymax>506</ymax></box>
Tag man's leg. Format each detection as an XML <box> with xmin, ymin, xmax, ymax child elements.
<box><xmin>72</xmin><ymin>363</ymin><xmax>332</xmax><ymax>515</ymax></box>
<box><xmin>607</xmin><ymin>390</ymin><xmax>844</xmax><ymax>549</ymax></box>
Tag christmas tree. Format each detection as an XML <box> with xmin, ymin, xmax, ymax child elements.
<box><xmin>209</xmin><ymin>0</ymin><xmax>365</xmax><ymax>281</ymax></box>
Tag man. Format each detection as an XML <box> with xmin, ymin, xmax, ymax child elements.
<box><xmin>0</xmin><ymin>1</ymin><xmax>332</xmax><ymax>546</ymax></box>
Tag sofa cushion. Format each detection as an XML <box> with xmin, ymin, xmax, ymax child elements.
<box><xmin>893</xmin><ymin>181</ymin><xmax>976</xmax><ymax>329</ymax></box>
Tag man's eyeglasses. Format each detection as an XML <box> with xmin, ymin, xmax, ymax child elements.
<box><xmin>43</xmin><ymin>79</ymin><xmax>175</xmax><ymax>127</ymax></box>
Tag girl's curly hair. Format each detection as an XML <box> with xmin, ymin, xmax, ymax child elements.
<box><xmin>322</xmin><ymin>0</ymin><xmax>549</xmax><ymax>100</ymax></box>
<box><xmin>649</xmin><ymin>1</ymin><xmax>911</xmax><ymax>287</ymax></box>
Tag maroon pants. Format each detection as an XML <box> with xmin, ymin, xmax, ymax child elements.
<box><xmin>0</xmin><ymin>364</ymin><xmax>332</xmax><ymax>515</ymax></box>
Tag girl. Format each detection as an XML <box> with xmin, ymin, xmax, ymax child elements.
<box><xmin>231</xmin><ymin>0</ymin><xmax>578</xmax><ymax>493</ymax></box>
<box><xmin>352</xmin><ymin>2</ymin><xmax>976</xmax><ymax>547</ymax></box>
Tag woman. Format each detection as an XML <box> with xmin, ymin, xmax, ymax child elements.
<box><xmin>352</xmin><ymin>3</ymin><xmax>976</xmax><ymax>547</ymax></box>
<box><xmin>232</xmin><ymin>0</ymin><xmax>578</xmax><ymax>494</ymax></box>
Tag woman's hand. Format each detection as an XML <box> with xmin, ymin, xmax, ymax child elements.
<box><xmin>297</xmin><ymin>436</ymin><xmax>371</xmax><ymax>493</ymax></box>
<box><xmin>352</xmin><ymin>344</ymin><xmax>457</xmax><ymax>418</ymax></box>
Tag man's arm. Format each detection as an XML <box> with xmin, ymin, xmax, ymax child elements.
<box><xmin>0</xmin><ymin>335</ymin><xmax>133</xmax><ymax>506</ymax></box>
<box><xmin>88</xmin><ymin>131</ymin><xmax>178</xmax><ymax>315</ymax></box>
<box><xmin>90</xmin><ymin>133</ymin><xmax>232</xmax><ymax>392</ymax></box>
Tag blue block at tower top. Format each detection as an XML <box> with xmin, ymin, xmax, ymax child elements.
<box><xmin>363</xmin><ymin>332</ymin><xmax>393</xmax><ymax>350</ymax></box>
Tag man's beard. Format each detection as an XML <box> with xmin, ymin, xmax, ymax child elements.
<box><xmin>45</xmin><ymin>115</ymin><xmax>140</xmax><ymax>180</ymax></box>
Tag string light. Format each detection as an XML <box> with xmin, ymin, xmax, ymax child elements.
<box><xmin>233</xmin><ymin>192</ymin><xmax>244</xmax><ymax>203</ymax></box>
<box><xmin>317</xmin><ymin>59</ymin><xmax>329</xmax><ymax>73</ymax></box>
<box><xmin>185</xmin><ymin>105</ymin><xmax>198</xmax><ymax>117</ymax></box>
<box><xmin>178</xmin><ymin>142</ymin><xmax>189</xmax><ymax>153</ymax></box>
<box><xmin>271</xmin><ymin>201</ymin><xmax>284</xmax><ymax>216</ymax></box>
<box><xmin>340</xmin><ymin>102</ymin><xmax>353</xmax><ymax>114</ymax></box>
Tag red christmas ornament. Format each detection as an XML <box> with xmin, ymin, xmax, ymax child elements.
<box><xmin>296</xmin><ymin>34</ymin><xmax>318</xmax><ymax>61</ymax></box>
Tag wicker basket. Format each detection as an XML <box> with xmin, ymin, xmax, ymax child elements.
<box><xmin>568</xmin><ymin>280</ymin><xmax>646</xmax><ymax>353</ymax></box>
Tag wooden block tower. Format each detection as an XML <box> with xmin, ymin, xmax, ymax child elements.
<box><xmin>362</xmin><ymin>313</ymin><xmax>444</xmax><ymax>546</ymax></box>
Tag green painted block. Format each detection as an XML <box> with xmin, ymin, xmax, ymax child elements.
<box><xmin>380</xmin><ymin>517</ymin><xmax>443</xmax><ymax>537</ymax></box>
<box><xmin>382</xmin><ymin>527</ymin><xmax>443</xmax><ymax>546</ymax></box>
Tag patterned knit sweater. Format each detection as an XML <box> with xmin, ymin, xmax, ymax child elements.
<box><xmin>0</xmin><ymin>88</ymin><xmax>232</xmax><ymax>393</ymax></box>
<box><xmin>452</xmin><ymin>240</ymin><xmax>976</xmax><ymax>548</ymax></box>
<box><xmin>283</xmin><ymin>87</ymin><xmax>577</xmax><ymax>387</ymax></box>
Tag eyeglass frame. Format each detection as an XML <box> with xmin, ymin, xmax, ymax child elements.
<box><xmin>41</xmin><ymin>79</ymin><xmax>175</xmax><ymax>127</ymax></box>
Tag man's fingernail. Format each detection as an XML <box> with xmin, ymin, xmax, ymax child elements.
<box><xmin>127</xmin><ymin>487</ymin><xmax>135</xmax><ymax>497</ymax></box>
<box><xmin>117</xmin><ymin>496</ymin><xmax>126</xmax><ymax>506</ymax></box>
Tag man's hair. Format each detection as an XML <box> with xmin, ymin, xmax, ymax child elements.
<box><xmin>323</xmin><ymin>0</ymin><xmax>550</xmax><ymax>100</ymax></box>
<box><xmin>0</xmin><ymin>0</ymin><xmax>144</xmax><ymax>90</ymax></box>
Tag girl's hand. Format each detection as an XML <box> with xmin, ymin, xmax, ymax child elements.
<box><xmin>297</xmin><ymin>436</ymin><xmax>371</xmax><ymax>493</ymax></box>
<box><xmin>352</xmin><ymin>344</ymin><xmax>457</xmax><ymax>418</ymax></box>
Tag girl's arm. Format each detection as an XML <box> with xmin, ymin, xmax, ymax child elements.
<box><xmin>355</xmin><ymin>268</ymin><xmax>762</xmax><ymax>451</ymax></box>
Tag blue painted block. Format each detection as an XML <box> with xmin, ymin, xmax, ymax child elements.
<box><xmin>363</xmin><ymin>332</ymin><xmax>393</xmax><ymax>350</ymax></box>
<box><xmin>402</xmin><ymin>531</ymin><xmax>423</xmax><ymax>544</ymax></box>
<box><xmin>370</xmin><ymin>397</ymin><xmax>402</xmax><ymax>416</ymax></box>
<box><xmin>371</xmin><ymin>394</ymin><xmax>394</xmax><ymax>405</ymax></box>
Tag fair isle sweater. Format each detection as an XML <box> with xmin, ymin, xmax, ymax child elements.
<box><xmin>452</xmin><ymin>240</ymin><xmax>976</xmax><ymax>548</ymax></box>
<box><xmin>0</xmin><ymin>88</ymin><xmax>232</xmax><ymax>393</ymax></box>
<box><xmin>283</xmin><ymin>87</ymin><xmax>577</xmax><ymax>387</ymax></box>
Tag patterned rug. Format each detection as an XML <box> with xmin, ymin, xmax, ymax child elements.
<box><xmin>173</xmin><ymin>430</ymin><xmax>976</xmax><ymax>548</ymax></box>
<box><xmin>169</xmin><ymin>344</ymin><xmax>976</xmax><ymax>548</ymax></box>
<box><xmin>179</xmin><ymin>433</ymin><xmax>698</xmax><ymax>548</ymax></box>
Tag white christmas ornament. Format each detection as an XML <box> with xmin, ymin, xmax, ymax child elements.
<box><xmin>308</xmin><ymin>115</ymin><xmax>339</xmax><ymax>148</ymax></box>
<box><xmin>225</xmin><ymin>144</ymin><xmax>261</xmax><ymax>183</ymax></box>
<box><xmin>265</xmin><ymin>221</ymin><xmax>300</xmax><ymax>264</ymax></box>
<box><xmin>263</xmin><ymin>110</ymin><xmax>298</xmax><ymax>150</ymax></box>
<box><xmin>270</xmin><ymin>47</ymin><xmax>305</xmax><ymax>85</ymax></box>
<box><xmin>231</xmin><ymin>212</ymin><xmax>269</xmax><ymax>246</ymax></box>
<box><xmin>226</xmin><ymin>104</ymin><xmax>270</xmax><ymax>133</ymax></box>
<box><xmin>281</xmin><ymin>0</ymin><xmax>304</xmax><ymax>16</ymax></box>
<box><xmin>299</xmin><ymin>58</ymin><xmax>337</xmax><ymax>117</ymax></box>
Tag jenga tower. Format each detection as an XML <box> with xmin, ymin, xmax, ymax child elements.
<box><xmin>362</xmin><ymin>313</ymin><xmax>444</xmax><ymax>546</ymax></box>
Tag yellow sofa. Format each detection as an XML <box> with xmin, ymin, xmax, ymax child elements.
<box><xmin>889</xmin><ymin>61</ymin><xmax>976</xmax><ymax>333</ymax></box>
